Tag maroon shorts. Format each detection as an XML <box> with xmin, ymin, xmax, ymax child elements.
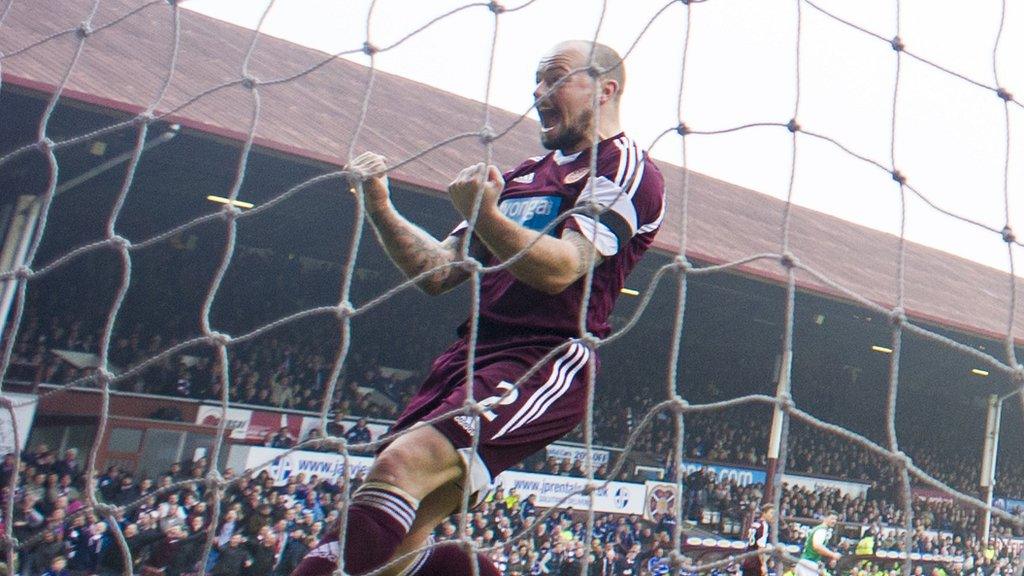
<box><xmin>390</xmin><ymin>335</ymin><xmax>594</xmax><ymax>481</ymax></box>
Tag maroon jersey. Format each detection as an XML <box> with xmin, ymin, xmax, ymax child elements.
<box><xmin>746</xmin><ymin>519</ymin><xmax>770</xmax><ymax>551</ymax></box>
<box><xmin>452</xmin><ymin>133</ymin><xmax>665</xmax><ymax>339</ymax></box>
<box><xmin>741</xmin><ymin>519</ymin><xmax>771</xmax><ymax>571</ymax></box>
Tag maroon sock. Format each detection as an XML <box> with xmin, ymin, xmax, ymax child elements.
<box><xmin>290</xmin><ymin>486</ymin><xmax>417</xmax><ymax>576</ymax></box>
<box><xmin>411</xmin><ymin>542</ymin><xmax>501</xmax><ymax>576</ymax></box>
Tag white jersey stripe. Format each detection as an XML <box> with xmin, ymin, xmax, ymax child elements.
<box><xmin>626</xmin><ymin>149</ymin><xmax>645</xmax><ymax>199</ymax></box>
<box><xmin>494</xmin><ymin>344</ymin><xmax>590</xmax><ymax>440</ymax></box>
<box><xmin>615</xmin><ymin>136</ymin><xmax>639</xmax><ymax>188</ymax></box>
<box><xmin>613</xmin><ymin>138</ymin><xmax>628</xmax><ymax>187</ymax></box>
<box><xmin>491</xmin><ymin>342</ymin><xmax>585</xmax><ymax>440</ymax></box>
<box><xmin>637</xmin><ymin>199</ymin><xmax>665</xmax><ymax>234</ymax></box>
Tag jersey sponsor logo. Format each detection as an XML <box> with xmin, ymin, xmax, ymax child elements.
<box><xmin>498</xmin><ymin>196</ymin><xmax>562</xmax><ymax>234</ymax></box>
<box><xmin>564</xmin><ymin>167</ymin><xmax>590</xmax><ymax>184</ymax></box>
<box><xmin>512</xmin><ymin>172</ymin><xmax>535</xmax><ymax>184</ymax></box>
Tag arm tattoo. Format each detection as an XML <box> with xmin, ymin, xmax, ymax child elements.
<box><xmin>564</xmin><ymin>230</ymin><xmax>604</xmax><ymax>278</ymax></box>
<box><xmin>369</xmin><ymin>210</ymin><xmax>468</xmax><ymax>295</ymax></box>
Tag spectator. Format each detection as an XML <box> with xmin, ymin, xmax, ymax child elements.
<box><xmin>41</xmin><ymin>555</ymin><xmax>70</xmax><ymax>576</ymax></box>
<box><xmin>267</xmin><ymin>427</ymin><xmax>295</xmax><ymax>450</ymax></box>
<box><xmin>342</xmin><ymin>417</ymin><xmax>372</xmax><ymax>453</ymax></box>
<box><xmin>213</xmin><ymin>533</ymin><xmax>251</xmax><ymax>576</ymax></box>
<box><xmin>24</xmin><ymin>529</ymin><xmax>63</xmax><ymax>576</ymax></box>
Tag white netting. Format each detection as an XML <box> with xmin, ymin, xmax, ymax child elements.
<box><xmin>0</xmin><ymin>1</ymin><xmax>1021</xmax><ymax>576</ymax></box>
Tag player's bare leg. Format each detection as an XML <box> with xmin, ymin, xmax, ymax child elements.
<box><xmin>291</xmin><ymin>425</ymin><xmax>498</xmax><ymax>576</ymax></box>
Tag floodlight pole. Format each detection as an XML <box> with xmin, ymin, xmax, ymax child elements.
<box><xmin>764</xmin><ymin>351</ymin><xmax>791</xmax><ymax>503</ymax></box>
<box><xmin>980</xmin><ymin>393</ymin><xmax>1004</xmax><ymax>543</ymax></box>
<box><xmin>0</xmin><ymin>195</ymin><xmax>42</xmax><ymax>350</ymax></box>
<box><xmin>0</xmin><ymin>126</ymin><xmax>179</xmax><ymax>348</ymax></box>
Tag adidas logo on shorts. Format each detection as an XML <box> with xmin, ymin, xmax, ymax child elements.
<box><xmin>454</xmin><ymin>415</ymin><xmax>478</xmax><ymax>435</ymax></box>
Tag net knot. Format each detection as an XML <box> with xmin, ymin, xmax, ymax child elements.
<box><xmin>890</xmin><ymin>36</ymin><xmax>904</xmax><ymax>52</ymax></box>
<box><xmin>890</xmin><ymin>450</ymin><xmax>911</xmax><ymax>468</ymax></box>
<box><xmin>584</xmin><ymin>200</ymin><xmax>605</xmax><ymax>218</ymax></box>
<box><xmin>675</xmin><ymin>123</ymin><xmax>689</xmax><ymax>136</ymax></box>
<box><xmin>362</xmin><ymin>42</ymin><xmax>379</xmax><ymax>56</ymax></box>
<box><xmin>786</xmin><ymin>118</ymin><xmax>801</xmax><ymax>133</ymax></box>
<box><xmin>2</xmin><ymin>535</ymin><xmax>19</xmax><ymax>550</ymax></box>
<box><xmin>478</xmin><ymin>125</ymin><xmax>497</xmax><ymax>144</ymax></box>
<box><xmin>891</xmin><ymin>169</ymin><xmax>906</xmax><ymax>185</ymax></box>
<box><xmin>458</xmin><ymin>258</ymin><xmax>482</xmax><ymax>274</ymax></box>
<box><xmin>488</xmin><ymin>1</ymin><xmax>506</xmax><ymax>14</ymax></box>
<box><xmin>206</xmin><ymin>469</ymin><xmax>225</xmax><ymax>486</ymax></box>
<box><xmin>668</xmin><ymin>550</ymin><xmax>687</xmax><ymax>568</ymax></box>
<box><xmin>134</xmin><ymin>112</ymin><xmax>155</xmax><ymax>126</ymax></box>
<box><xmin>579</xmin><ymin>332</ymin><xmax>600</xmax><ymax>350</ymax></box>
<box><xmin>0</xmin><ymin>395</ymin><xmax>13</xmax><ymax>410</ymax></box>
<box><xmin>241</xmin><ymin>75</ymin><xmax>259</xmax><ymax>90</ymax></box>
<box><xmin>463</xmin><ymin>399</ymin><xmax>486</xmax><ymax>417</ymax></box>
<box><xmin>14</xmin><ymin>265</ymin><xmax>32</xmax><ymax>280</ymax></box>
<box><xmin>670</xmin><ymin>396</ymin><xmax>689</xmax><ymax>414</ymax></box>
<box><xmin>37</xmin><ymin>138</ymin><xmax>55</xmax><ymax>153</ymax></box>
<box><xmin>109</xmin><ymin>235</ymin><xmax>132</xmax><ymax>251</ymax></box>
<box><xmin>77</xmin><ymin>22</ymin><xmax>94</xmax><ymax>39</ymax></box>
<box><xmin>779</xmin><ymin>252</ymin><xmax>797</xmax><ymax>269</ymax></box>
<box><xmin>778</xmin><ymin>393</ymin><xmax>795</xmax><ymax>412</ymax></box>
<box><xmin>674</xmin><ymin>255</ymin><xmax>692</xmax><ymax>272</ymax></box>
<box><xmin>220</xmin><ymin>203</ymin><xmax>243</xmax><ymax>220</ymax></box>
<box><xmin>336</xmin><ymin>301</ymin><xmax>355</xmax><ymax>319</ymax></box>
<box><xmin>1001</xmin><ymin>226</ymin><xmax>1015</xmax><ymax>244</ymax></box>
<box><xmin>996</xmin><ymin>87</ymin><xmax>1013</xmax><ymax>102</ymax></box>
<box><xmin>888</xmin><ymin>307</ymin><xmax>906</xmax><ymax>327</ymax></box>
<box><xmin>1012</xmin><ymin>364</ymin><xmax>1024</xmax><ymax>383</ymax></box>
<box><xmin>207</xmin><ymin>331</ymin><xmax>232</xmax><ymax>347</ymax></box>
<box><xmin>582</xmin><ymin>481</ymin><xmax>599</xmax><ymax>495</ymax></box>
<box><xmin>95</xmin><ymin>368</ymin><xmax>115</xmax><ymax>385</ymax></box>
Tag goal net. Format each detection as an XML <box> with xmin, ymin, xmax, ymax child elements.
<box><xmin>0</xmin><ymin>1</ymin><xmax>1022</xmax><ymax>576</ymax></box>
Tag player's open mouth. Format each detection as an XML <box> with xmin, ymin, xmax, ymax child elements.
<box><xmin>537</xmin><ymin>107</ymin><xmax>559</xmax><ymax>133</ymax></box>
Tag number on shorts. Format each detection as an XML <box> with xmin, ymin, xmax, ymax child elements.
<box><xmin>478</xmin><ymin>381</ymin><xmax>519</xmax><ymax>421</ymax></box>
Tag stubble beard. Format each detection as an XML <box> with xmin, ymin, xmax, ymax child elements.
<box><xmin>541</xmin><ymin>108</ymin><xmax>594</xmax><ymax>153</ymax></box>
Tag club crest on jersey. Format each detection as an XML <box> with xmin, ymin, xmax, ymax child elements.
<box><xmin>564</xmin><ymin>167</ymin><xmax>590</xmax><ymax>184</ymax></box>
<box><xmin>498</xmin><ymin>196</ymin><xmax>562</xmax><ymax>235</ymax></box>
<box><xmin>512</xmin><ymin>172</ymin><xmax>535</xmax><ymax>184</ymax></box>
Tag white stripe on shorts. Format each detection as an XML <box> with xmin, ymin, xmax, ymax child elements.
<box><xmin>490</xmin><ymin>342</ymin><xmax>588</xmax><ymax>440</ymax></box>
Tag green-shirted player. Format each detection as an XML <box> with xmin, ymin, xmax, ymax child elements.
<box><xmin>795</xmin><ymin>513</ymin><xmax>842</xmax><ymax>576</ymax></box>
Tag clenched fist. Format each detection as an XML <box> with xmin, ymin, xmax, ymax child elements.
<box><xmin>346</xmin><ymin>151</ymin><xmax>391</xmax><ymax>214</ymax></box>
<box><xmin>447</xmin><ymin>162</ymin><xmax>504</xmax><ymax>220</ymax></box>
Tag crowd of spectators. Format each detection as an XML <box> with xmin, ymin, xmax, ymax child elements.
<box><xmin>8</xmin><ymin>242</ymin><xmax>1024</xmax><ymax>573</ymax></box>
<box><xmin>3</xmin><ymin>441</ymin><xmax>1024</xmax><ymax>576</ymax></box>
<box><xmin>14</xmin><ymin>302</ymin><xmax>1024</xmax><ymax>507</ymax></box>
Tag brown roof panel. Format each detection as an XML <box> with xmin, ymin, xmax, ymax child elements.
<box><xmin>2</xmin><ymin>0</ymin><xmax>1023</xmax><ymax>346</ymax></box>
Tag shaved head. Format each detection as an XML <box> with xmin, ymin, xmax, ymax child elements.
<box><xmin>552</xmin><ymin>40</ymin><xmax>626</xmax><ymax>100</ymax></box>
<box><xmin>533</xmin><ymin>40</ymin><xmax>627</xmax><ymax>152</ymax></box>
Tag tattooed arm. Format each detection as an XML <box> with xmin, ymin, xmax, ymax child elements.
<box><xmin>349</xmin><ymin>152</ymin><xmax>470</xmax><ymax>295</ymax></box>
